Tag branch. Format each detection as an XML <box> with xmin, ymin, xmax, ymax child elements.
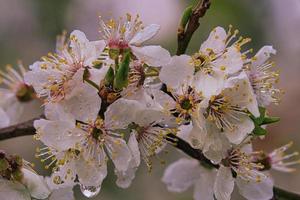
<box><xmin>0</xmin><ymin>117</ymin><xmax>38</xmax><ymax>141</ymax></box>
<box><xmin>166</xmin><ymin>133</ymin><xmax>300</xmax><ymax>200</ymax></box>
<box><xmin>176</xmin><ymin>0</ymin><xmax>211</xmax><ymax>55</ymax></box>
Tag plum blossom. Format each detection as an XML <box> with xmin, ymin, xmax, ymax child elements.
<box><xmin>33</xmin><ymin>92</ymin><xmax>131</xmax><ymax>195</ymax></box>
<box><xmin>162</xmin><ymin>145</ymin><xmax>274</xmax><ymax>200</ymax></box>
<box><xmin>0</xmin><ymin>62</ymin><xmax>42</xmax><ymax>128</ymax></box>
<box><xmin>24</xmin><ymin>30</ymin><xmax>107</xmax><ymax>104</ymax></box>
<box><xmin>244</xmin><ymin>46</ymin><xmax>282</xmax><ymax>106</ymax></box>
<box><xmin>99</xmin><ymin>14</ymin><xmax>171</xmax><ymax>67</ymax></box>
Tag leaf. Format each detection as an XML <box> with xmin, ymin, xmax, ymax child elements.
<box><xmin>105</xmin><ymin>67</ymin><xmax>114</xmax><ymax>86</ymax></box>
<box><xmin>262</xmin><ymin>117</ymin><xmax>280</xmax><ymax>125</ymax></box>
<box><xmin>253</xmin><ymin>125</ymin><xmax>267</xmax><ymax>136</ymax></box>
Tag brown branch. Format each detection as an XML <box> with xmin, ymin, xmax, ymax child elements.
<box><xmin>176</xmin><ymin>0</ymin><xmax>211</xmax><ymax>55</ymax></box>
<box><xmin>0</xmin><ymin>117</ymin><xmax>39</xmax><ymax>141</ymax></box>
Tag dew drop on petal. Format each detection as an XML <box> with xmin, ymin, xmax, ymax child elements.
<box><xmin>80</xmin><ymin>184</ymin><xmax>101</xmax><ymax>198</ymax></box>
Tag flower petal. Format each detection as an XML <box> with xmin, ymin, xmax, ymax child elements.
<box><xmin>159</xmin><ymin>55</ymin><xmax>193</xmax><ymax>89</ymax></box>
<box><xmin>34</xmin><ymin>119</ymin><xmax>83</xmax><ymax>151</ymax></box>
<box><xmin>236</xmin><ymin>176</ymin><xmax>274</xmax><ymax>200</ymax></box>
<box><xmin>21</xmin><ymin>168</ymin><xmax>51</xmax><ymax>199</ymax></box>
<box><xmin>49</xmin><ymin>187</ymin><xmax>75</xmax><ymax>200</ymax></box>
<box><xmin>115</xmin><ymin>133</ymin><xmax>140</xmax><ymax>189</ymax></box>
<box><xmin>213</xmin><ymin>166</ymin><xmax>234</xmax><ymax>200</ymax></box>
<box><xmin>130</xmin><ymin>24</ymin><xmax>160</xmax><ymax>45</ymax></box>
<box><xmin>162</xmin><ymin>158</ymin><xmax>201</xmax><ymax>192</ymax></box>
<box><xmin>194</xmin><ymin>69</ymin><xmax>225</xmax><ymax>98</ymax></box>
<box><xmin>252</xmin><ymin>46</ymin><xmax>276</xmax><ymax>67</ymax></box>
<box><xmin>212</xmin><ymin>46</ymin><xmax>243</xmax><ymax>75</ymax></box>
<box><xmin>76</xmin><ymin>159</ymin><xmax>107</xmax><ymax>188</ymax></box>
<box><xmin>131</xmin><ymin>45</ymin><xmax>171</xmax><ymax>67</ymax></box>
<box><xmin>105</xmin><ymin>136</ymin><xmax>131</xmax><ymax>171</ymax></box>
<box><xmin>200</xmin><ymin>26</ymin><xmax>227</xmax><ymax>55</ymax></box>
<box><xmin>0</xmin><ymin>178</ymin><xmax>31</xmax><ymax>200</ymax></box>
<box><xmin>193</xmin><ymin>167</ymin><xmax>217</xmax><ymax>200</ymax></box>
<box><xmin>0</xmin><ymin>107</ymin><xmax>10</xmax><ymax>128</ymax></box>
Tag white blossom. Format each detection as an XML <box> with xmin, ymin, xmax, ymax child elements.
<box><xmin>99</xmin><ymin>14</ymin><xmax>171</xmax><ymax>67</ymax></box>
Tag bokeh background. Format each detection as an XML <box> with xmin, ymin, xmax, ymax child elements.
<box><xmin>0</xmin><ymin>0</ymin><xmax>300</xmax><ymax>199</ymax></box>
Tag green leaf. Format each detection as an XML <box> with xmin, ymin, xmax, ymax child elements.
<box><xmin>114</xmin><ymin>53</ymin><xmax>130</xmax><ymax>91</ymax></box>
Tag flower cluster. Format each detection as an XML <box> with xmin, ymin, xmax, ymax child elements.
<box><xmin>0</xmin><ymin>13</ymin><xmax>299</xmax><ymax>200</ymax></box>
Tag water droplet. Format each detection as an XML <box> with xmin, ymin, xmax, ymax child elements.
<box><xmin>80</xmin><ymin>184</ymin><xmax>101</xmax><ymax>198</ymax></box>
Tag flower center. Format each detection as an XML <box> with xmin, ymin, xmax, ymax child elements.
<box><xmin>16</xmin><ymin>84</ymin><xmax>35</xmax><ymax>102</ymax></box>
<box><xmin>204</xmin><ymin>94</ymin><xmax>246</xmax><ymax>131</ymax></box>
<box><xmin>190</xmin><ymin>52</ymin><xmax>214</xmax><ymax>74</ymax></box>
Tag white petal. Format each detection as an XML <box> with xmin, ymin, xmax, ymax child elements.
<box><xmin>76</xmin><ymin>159</ymin><xmax>107</xmax><ymax>188</ymax></box>
<box><xmin>194</xmin><ymin>69</ymin><xmax>225</xmax><ymax>98</ymax></box>
<box><xmin>202</xmin><ymin>126</ymin><xmax>231</xmax><ymax>164</ymax></box>
<box><xmin>200</xmin><ymin>26</ymin><xmax>227</xmax><ymax>55</ymax></box>
<box><xmin>162</xmin><ymin>158</ymin><xmax>201</xmax><ymax>192</ymax></box>
<box><xmin>225</xmin><ymin>72</ymin><xmax>259</xmax><ymax>117</ymax></box>
<box><xmin>213</xmin><ymin>166</ymin><xmax>234</xmax><ymax>200</ymax></box>
<box><xmin>0</xmin><ymin>107</ymin><xmax>10</xmax><ymax>128</ymax></box>
<box><xmin>193</xmin><ymin>167</ymin><xmax>217</xmax><ymax>200</ymax></box>
<box><xmin>128</xmin><ymin>132</ymin><xmax>141</xmax><ymax>167</ymax></box>
<box><xmin>236</xmin><ymin>176</ymin><xmax>274</xmax><ymax>200</ymax></box>
<box><xmin>105</xmin><ymin>136</ymin><xmax>131</xmax><ymax>171</ymax></box>
<box><xmin>49</xmin><ymin>187</ymin><xmax>75</xmax><ymax>200</ymax></box>
<box><xmin>60</xmin><ymin>82</ymin><xmax>101</xmax><ymax>122</ymax></box>
<box><xmin>88</xmin><ymin>65</ymin><xmax>109</xmax><ymax>86</ymax></box>
<box><xmin>212</xmin><ymin>46</ymin><xmax>243</xmax><ymax>75</ymax></box>
<box><xmin>21</xmin><ymin>168</ymin><xmax>51</xmax><ymax>199</ymax></box>
<box><xmin>105</xmin><ymin>98</ymin><xmax>143</xmax><ymax>129</ymax></box>
<box><xmin>131</xmin><ymin>45</ymin><xmax>171</xmax><ymax>67</ymax></box>
<box><xmin>223</xmin><ymin>115</ymin><xmax>254</xmax><ymax>144</ymax></box>
<box><xmin>0</xmin><ymin>178</ymin><xmax>31</xmax><ymax>200</ymax></box>
<box><xmin>252</xmin><ymin>46</ymin><xmax>276</xmax><ymax>67</ymax></box>
<box><xmin>159</xmin><ymin>55</ymin><xmax>193</xmax><ymax>89</ymax></box>
<box><xmin>34</xmin><ymin>119</ymin><xmax>82</xmax><ymax>151</ymax></box>
<box><xmin>177</xmin><ymin>123</ymin><xmax>193</xmax><ymax>142</ymax></box>
<box><xmin>130</xmin><ymin>24</ymin><xmax>160</xmax><ymax>45</ymax></box>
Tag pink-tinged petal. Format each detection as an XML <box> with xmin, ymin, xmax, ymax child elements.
<box><xmin>252</xmin><ymin>46</ymin><xmax>276</xmax><ymax>67</ymax></box>
<box><xmin>21</xmin><ymin>168</ymin><xmax>51</xmax><ymax>199</ymax></box>
<box><xmin>200</xmin><ymin>26</ymin><xmax>227</xmax><ymax>55</ymax></box>
<box><xmin>131</xmin><ymin>45</ymin><xmax>171</xmax><ymax>67</ymax></box>
<box><xmin>115</xmin><ymin>133</ymin><xmax>140</xmax><ymax>189</ymax></box>
<box><xmin>162</xmin><ymin>158</ymin><xmax>201</xmax><ymax>192</ymax></box>
<box><xmin>130</xmin><ymin>24</ymin><xmax>160</xmax><ymax>45</ymax></box>
<box><xmin>0</xmin><ymin>178</ymin><xmax>31</xmax><ymax>200</ymax></box>
<box><xmin>236</xmin><ymin>176</ymin><xmax>274</xmax><ymax>200</ymax></box>
<box><xmin>159</xmin><ymin>55</ymin><xmax>193</xmax><ymax>89</ymax></box>
<box><xmin>212</xmin><ymin>46</ymin><xmax>243</xmax><ymax>74</ymax></box>
<box><xmin>105</xmin><ymin>136</ymin><xmax>131</xmax><ymax>171</ymax></box>
<box><xmin>213</xmin><ymin>166</ymin><xmax>234</xmax><ymax>200</ymax></box>
<box><xmin>0</xmin><ymin>108</ymin><xmax>10</xmax><ymax>128</ymax></box>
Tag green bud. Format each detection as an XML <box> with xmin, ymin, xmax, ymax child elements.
<box><xmin>109</xmin><ymin>48</ymin><xmax>120</xmax><ymax>60</ymax></box>
<box><xmin>105</xmin><ymin>67</ymin><xmax>115</xmax><ymax>86</ymax></box>
<box><xmin>114</xmin><ymin>53</ymin><xmax>130</xmax><ymax>91</ymax></box>
<box><xmin>179</xmin><ymin>5</ymin><xmax>193</xmax><ymax>33</ymax></box>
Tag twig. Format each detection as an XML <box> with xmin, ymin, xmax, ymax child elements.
<box><xmin>166</xmin><ymin>133</ymin><xmax>300</xmax><ymax>200</ymax></box>
<box><xmin>176</xmin><ymin>0</ymin><xmax>211</xmax><ymax>55</ymax></box>
<box><xmin>0</xmin><ymin>117</ymin><xmax>39</xmax><ymax>141</ymax></box>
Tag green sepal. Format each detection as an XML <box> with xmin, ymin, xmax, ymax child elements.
<box><xmin>114</xmin><ymin>53</ymin><xmax>130</xmax><ymax>91</ymax></box>
<box><xmin>250</xmin><ymin>106</ymin><xmax>280</xmax><ymax>136</ymax></box>
<box><xmin>0</xmin><ymin>158</ymin><xmax>9</xmax><ymax>171</ymax></box>
<box><xmin>253</xmin><ymin>124</ymin><xmax>268</xmax><ymax>136</ymax></box>
<box><xmin>105</xmin><ymin>67</ymin><xmax>115</xmax><ymax>86</ymax></box>
<box><xmin>262</xmin><ymin>117</ymin><xmax>280</xmax><ymax>125</ymax></box>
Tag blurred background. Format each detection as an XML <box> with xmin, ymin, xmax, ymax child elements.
<box><xmin>0</xmin><ymin>0</ymin><xmax>300</xmax><ymax>199</ymax></box>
